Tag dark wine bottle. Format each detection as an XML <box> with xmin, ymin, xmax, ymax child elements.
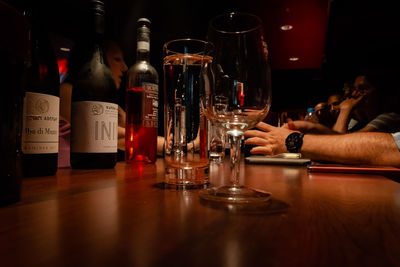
<box><xmin>0</xmin><ymin>1</ymin><xmax>29</xmax><ymax>206</ymax></box>
<box><xmin>21</xmin><ymin>2</ymin><xmax>60</xmax><ymax>177</ymax></box>
<box><xmin>69</xmin><ymin>0</ymin><xmax>118</xmax><ymax>169</ymax></box>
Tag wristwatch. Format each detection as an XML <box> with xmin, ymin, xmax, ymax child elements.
<box><xmin>285</xmin><ymin>132</ymin><xmax>304</xmax><ymax>153</ymax></box>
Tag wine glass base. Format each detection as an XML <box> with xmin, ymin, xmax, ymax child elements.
<box><xmin>199</xmin><ymin>185</ymin><xmax>271</xmax><ymax>204</ymax></box>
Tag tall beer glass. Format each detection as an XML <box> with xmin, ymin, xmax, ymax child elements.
<box><xmin>163</xmin><ymin>39</ymin><xmax>212</xmax><ymax>187</ymax></box>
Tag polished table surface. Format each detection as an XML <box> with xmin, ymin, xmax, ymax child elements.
<box><xmin>1</xmin><ymin>159</ymin><xmax>400</xmax><ymax>267</ymax></box>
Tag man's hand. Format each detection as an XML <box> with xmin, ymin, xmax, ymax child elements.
<box><xmin>244</xmin><ymin>122</ymin><xmax>295</xmax><ymax>155</ymax></box>
<box><xmin>339</xmin><ymin>94</ymin><xmax>364</xmax><ymax>112</ymax></box>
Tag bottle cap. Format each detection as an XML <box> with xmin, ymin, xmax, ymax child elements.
<box><xmin>137</xmin><ymin>18</ymin><xmax>151</xmax><ymax>26</ymax></box>
<box><xmin>137</xmin><ymin>18</ymin><xmax>150</xmax><ymax>35</ymax></box>
<box><xmin>89</xmin><ymin>0</ymin><xmax>105</xmax><ymax>16</ymax></box>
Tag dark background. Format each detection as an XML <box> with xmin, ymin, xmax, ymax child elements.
<box><xmin>6</xmin><ymin>0</ymin><xmax>399</xmax><ymax>111</ymax></box>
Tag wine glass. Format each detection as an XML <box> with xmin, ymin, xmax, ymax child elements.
<box><xmin>199</xmin><ymin>12</ymin><xmax>272</xmax><ymax>203</ymax></box>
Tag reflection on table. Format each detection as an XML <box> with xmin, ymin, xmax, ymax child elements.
<box><xmin>1</xmin><ymin>160</ymin><xmax>400</xmax><ymax>266</ymax></box>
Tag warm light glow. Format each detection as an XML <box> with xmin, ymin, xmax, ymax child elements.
<box><xmin>130</xmin><ymin>125</ymin><xmax>134</xmax><ymax>142</ymax></box>
<box><xmin>60</xmin><ymin>47</ymin><xmax>70</xmax><ymax>52</ymax></box>
<box><xmin>39</xmin><ymin>64</ymin><xmax>48</xmax><ymax>76</ymax></box>
<box><xmin>237</xmin><ymin>82</ymin><xmax>244</xmax><ymax>106</ymax></box>
<box><xmin>227</xmin><ymin>129</ymin><xmax>243</xmax><ymax>136</ymax></box>
<box><xmin>137</xmin><ymin>163</ymin><xmax>144</xmax><ymax>176</ymax></box>
<box><xmin>280</xmin><ymin>25</ymin><xmax>293</xmax><ymax>31</ymax></box>
<box><xmin>57</xmin><ymin>59</ymin><xmax>68</xmax><ymax>74</ymax></box>
<box><xmin>289</xmin><ymin>57</ymin><xmax>299</xmax><ymax>61</ymax></box>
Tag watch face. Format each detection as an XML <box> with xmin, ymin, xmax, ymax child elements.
<box><xmin>287</xmin><ymin>139</ymin><xmax>296</xmax><ymax>147</ymax></box>
<box><xmin>285</xmin><ymin>132</ymin><xmax>304</xmax><ymax>153</ymax></box>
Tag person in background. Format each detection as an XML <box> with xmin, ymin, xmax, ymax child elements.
<box><xmin>280</xmin><ymin>110</ymin><xmax>305</xmax><ymax>125</ymax></box>
<box><xmin>331</xmin><ymin>74</ymin><xmax>376</xmax><ymax>133</ymax></box>
<box><xmin>332</xmin><ymin>72</ymin><xmax>400</xmax><ymax>133</ymax></box>
<box><xmin>104</xmin><ymin>40</ymin><xmax>128</xmax><ymax>159</ymax></box>
<box><xmin>314</xmin><ymin>102</ymin><xmax>328</xmax><ymax>115</ymax></box>
<box><xmin>291</xmin><ymin>70</ymin><xmax>400</xmax><ymax>136</ymax></box>
<box><xmin>282</xmin><ymin>93</ymin><xmax>342</xmax><ymax>130</ymax></box>
<box><xmin>244</xmin><ymin>122</ymin><xmax>400</xmax><ymax>167</ymax></box>
<box><xmin>105</xmin><ymin>40</ymin><xmax>128</xmax><ymax>91</ymax></box>
<box><xmin>313</xmin><ymin>101</ymin><xmax>336</xmax><ymax>128</ymax></box>
<box><xmin>327</xmin><ymin>93</ymin><xmax>342</xmax><ymax>123</ymax></box>
<box><xmin>342</xmin><ymin>81</ymin><xmax>354</xmax><ymax>99</ymax></box>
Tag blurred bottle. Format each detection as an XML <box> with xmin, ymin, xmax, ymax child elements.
<box><xmin>208</xmin><ymin>121</ymin><xmax>226</xmax><ymax>163</ymax></box>
<box><xmin>69</xmin><ymin>0</ymin><xmax>118</xmax><ymax>169</ymax></box>
<box><xmin>125</xmin><ymin>18</ymin><xmax>159</xmax><ymax>164</ymax></box>
<box><xmin>0</xmin><ymin>1</ymin><xmax>29</xmax><ymax>206</ymax></box>
<box><xmin>304</xmin><ymin>107</ymin><xmax>315</xmax><ymax>121</ymax></box>
<box><xmin>21</xmin><ymin>2</ymin><xmax>60</xmax><ymax>177</ymax></box>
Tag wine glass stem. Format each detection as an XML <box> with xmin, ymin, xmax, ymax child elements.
<box><xmin>228</xmin><ymin>133</ymin><xmax>242</xmax><ymax>188</ymax></box>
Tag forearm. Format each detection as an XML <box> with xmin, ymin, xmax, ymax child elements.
<box><xmin>301</xmin><ymin>133</ymin><xmax>400</xmax><ymax>166</ymax></box>
<box><xmin>332</xmin><ymin>109</ymin><xmax>351</xmax><ymax>133</ymax></box>
<box><xmin>287</xmin><ymin>121</ymin><xmax>339</xmax><ymax>134</ymax></box>
<box><xmin>306</xmin><ymin>122</ymin><xmax>339</xmax><ymax>134</ymax></box>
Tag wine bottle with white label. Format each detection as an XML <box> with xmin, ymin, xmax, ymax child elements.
<box><xmin>69</xmin><ymin>0</ymin><xmax>118</xmax><ymax>169</ymax></box>
<box><xmin>21</xmin><ymin>3</ymin><xmax>60</xmax><ymax>177</ymax></box>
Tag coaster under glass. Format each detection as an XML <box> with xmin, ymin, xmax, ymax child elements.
<box><xmin>199</xmin><ymin>185</ymin><xmax>271</xmax><ymax>204</ymax></box>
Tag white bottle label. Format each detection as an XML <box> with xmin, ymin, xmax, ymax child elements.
<box><xmin>142</xmin><ymin>82</ymin><xmax>158</xmax><ymax>128</ymax></box>
<box><xmin>71</xmin><ymin>101</ymin><xmax>118</xmax><ymax>153</ymax></box>
<box><xmin>137</xmin><ymin>41</ymin><xmax>149</xmax><ymax>51</ymax></box>
<box><xmin>22</xmin><ymin>92</ymin><xmax>60</xmax><ymax>154</ymax></box>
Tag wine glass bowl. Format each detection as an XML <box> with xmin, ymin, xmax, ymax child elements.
<box><xmin>200</xmin><ymin>12</ymin><xmax>272</xmax><ymax>204</ymax></box>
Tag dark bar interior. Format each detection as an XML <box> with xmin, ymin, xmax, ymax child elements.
<box><xmin>6</xmin><ymin>0</ymin><xmax>399</xmax><ymax>112</ymax></box>
<box><xmin>1</xmin><ymin>0</ymin><xmax>400</xmax><ymax>266</ymax></box>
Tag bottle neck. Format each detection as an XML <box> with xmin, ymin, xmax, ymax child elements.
<box><xmin>23</xmin><ymin>4</ymin><xmax>47</xmax><ymax>42</ymax></box>
<box><xmin>84</xmin><ymin>13</ymin><xmax>105</xmax><ymax>63</ymax></box>
<box><xmin>136</xmin><ymin>44</ymin><xmax>150</xmax><ymax>61</ymax></box>
<box><xmin>90</xmin><ymin>13</ymin><xmax>105</xmax><ymax>44</ymax></box>
<box><xmin>68</xmin><ymin>10</ymin><xmax>106</xmax><ymax>80</ymax></box>
<box><xmin>136</xmin><ymin>27</ymin><xmax>150</xmax><ymax>62</ymax></box>
<box><xmin>81</xmin><ymin>2</ymin><xmax>105</xmax><ymax>44</ymax></box>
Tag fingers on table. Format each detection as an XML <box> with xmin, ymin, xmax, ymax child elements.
<box><xmin>244</xmin><ymin>129</ymin><xmax>266</xmax><ymax>138</ymax></box>
<box><xmin>256</xmin><ymin>122</ymin><xmax>275</xmax><ymax>132</ymax></box>
<box><xmin>249</xmin><ymin>146</ymin><xmax>272</xmax><ymax>155</ymax></box>
<box><xmin>245</xmin><ymin>136</ymin><xmax>269</xmax><ymax>146</ymax></box>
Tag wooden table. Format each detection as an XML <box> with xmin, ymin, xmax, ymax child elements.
<box><xmin>1</xmin><ymin>159</ymin><xmax>400</xmax><ymax>267</ymax></box>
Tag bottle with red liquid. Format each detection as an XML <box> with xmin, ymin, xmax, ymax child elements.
<box><xmin>125</xmin><ymin>18</ymin><xmax>159</xmax><ymax>163</ymax></box>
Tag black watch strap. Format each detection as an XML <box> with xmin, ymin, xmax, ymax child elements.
<box><xmin>285</xmin><ymin>132</ymin><xmax>304</xmax><ymax>153</ymax></box>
